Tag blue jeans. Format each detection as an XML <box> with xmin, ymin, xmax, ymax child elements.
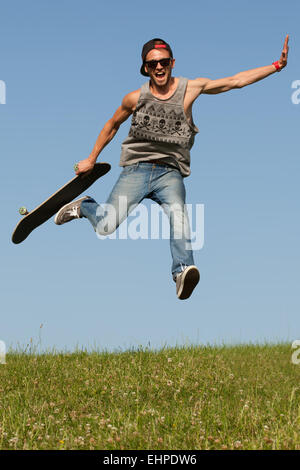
<box><xmin>80</xmin><ymin>162</ymin><xmax>195</xmax><ymax>279</ymax></box>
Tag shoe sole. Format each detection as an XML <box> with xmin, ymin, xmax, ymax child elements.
<box><xmin>54</xmin><ymin>196</ymin><xmax>88</xmax><ymax>225</ymax></box>
<box><xmin>177</xmin><ymin>266</ymin><xmax>200</xmax><ymax>300</ymax></box>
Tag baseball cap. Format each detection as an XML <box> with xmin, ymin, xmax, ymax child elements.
<box><xmin>140</xmin><ymin>38</ymin><xmax>173</xmax><ymax>76</ymax></box>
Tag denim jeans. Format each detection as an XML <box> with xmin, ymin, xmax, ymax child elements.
<box><xmin>80</xmin><ymin>162</ymin><xmax>195</xmax><ymax>279</ymax></box>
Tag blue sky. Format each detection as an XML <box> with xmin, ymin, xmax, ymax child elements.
<box><xmin>1</xmin><ymin>0</ymin><xmax>299</xmax><ymax>352</ymax></box>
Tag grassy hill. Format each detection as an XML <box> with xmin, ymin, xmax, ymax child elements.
<box><xmin>0</xmin><ymin>343</ymin><xmax>300</xmax><ymax>450</ymax></box>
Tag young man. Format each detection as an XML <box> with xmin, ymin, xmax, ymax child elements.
<box><xmin>55</xmin><ymin>36</ymin><xmax>289</xmax><ymax>300</ymax></box>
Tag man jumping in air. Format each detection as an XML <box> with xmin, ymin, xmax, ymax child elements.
<box><xmin>54</xmin><ymin>35</ymin><xmax>289</xmax><ymax>300</ymax></box>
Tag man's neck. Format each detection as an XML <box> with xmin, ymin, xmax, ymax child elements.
<box><xmin>149</xmin><ymin>76</ymin><xmax>177</xmax><ymax>99</ymax></box>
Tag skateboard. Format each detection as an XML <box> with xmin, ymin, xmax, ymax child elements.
<box><xmin>12</xmin><ymin>162</ymin><xmax>111</xmax><ymax>244</ymax></box>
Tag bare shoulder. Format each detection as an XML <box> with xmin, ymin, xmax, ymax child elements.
<box><xmin>122</xmin><ymin>88</ymin><xmax>141</xmax><ymax>112</ymax></box>
<box><xmin>187</xmin><ymin>78</ymin><xmax>210</xmax><ymax>96</ymax></box>
<box><xmin>111</xmin><ymin>89</ymin><xmax>141</xmax><ymax>126</ymax></box>
<box><xmin>183</xmin><ymin>78</ymin><xmax>211</xmax><ymax>110</ymax></box>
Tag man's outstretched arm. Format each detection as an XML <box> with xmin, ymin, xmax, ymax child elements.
<box><xmin>75</xmin><ymin>89</ymin><xmax>140</xmax><ymax>175</ymax></box>
<box><xmin>192</xmin><ymin>34</ymin><xmax>289</xmax><ymax>96</ymax></box>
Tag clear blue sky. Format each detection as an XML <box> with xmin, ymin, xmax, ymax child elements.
<box><xmin>1</xmin><ymin>0</ymin><xmax>299</xmax><ymax>352</ymax></box>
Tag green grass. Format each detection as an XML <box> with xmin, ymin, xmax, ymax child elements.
<box><xmin>1</xmin><ymin>343</ymin><xmax>300</xmax><ymax>450</ymax></box>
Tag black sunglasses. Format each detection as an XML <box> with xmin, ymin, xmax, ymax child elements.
<box><xmin>144</xmin><ymin>58</ymin><xmax>172</xmax><ymax>69</ymax></box>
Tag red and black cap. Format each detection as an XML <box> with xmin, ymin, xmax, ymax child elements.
<box><xmin>140</xmin><ymin>38</ymin><xmax>173</xmax><ymax>77</ymax></box>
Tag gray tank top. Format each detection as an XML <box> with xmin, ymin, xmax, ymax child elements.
<box><xmin>120</xmin><ymin>77</ymin><xmax>199</xmax><ymax>177</ymax></box>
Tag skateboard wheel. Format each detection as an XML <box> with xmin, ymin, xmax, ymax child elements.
<box><xmin>74</xmin><ymin>163</ymin><xmax>79</xmax><ymax>172</ymax></box>
<box><xmin>19</xmin><ymin>207</ymin><xmax>28</xmax><ymax>216</ymax></box>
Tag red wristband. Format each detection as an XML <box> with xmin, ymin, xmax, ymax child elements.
<box><xmin>272</xmin><ymin>61</ymin><xmax>281</xmax><ymax>72</ymax></box>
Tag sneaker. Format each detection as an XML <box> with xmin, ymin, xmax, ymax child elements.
<box><xmin>54</xmin><ymin>196</ymin><xmax>90</xmax><ymax>225</ymax></box>
<box><xmin>176</xmin><ymin>265</ymin><xmax>200</xmax><ymax>300</ymax></box>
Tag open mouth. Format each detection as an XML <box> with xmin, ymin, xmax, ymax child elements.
<box><xmin>155</xmin><ymin>71</ymin><xmax>166</xmax><ymax>79</ymax></box>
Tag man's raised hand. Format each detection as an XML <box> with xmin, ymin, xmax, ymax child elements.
<box><xmin>278</xmin><ymin>34</ymin><xmax>289</xmax><ymax>70</ymax></box>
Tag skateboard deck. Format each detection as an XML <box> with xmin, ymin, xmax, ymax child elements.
<box><xmin>12</xmin><ymin>162</ymin><xmax>111</xmax><ymax>244</ymax></box>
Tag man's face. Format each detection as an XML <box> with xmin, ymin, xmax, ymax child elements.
<box><xmin>144</xmin><ymin>49</ymin><xmax>175</xmax><ymax>87</ymax></box>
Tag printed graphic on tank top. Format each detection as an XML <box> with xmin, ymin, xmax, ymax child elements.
<box><xmin>120</xmin><ymin>77</ymin><xmax>199</xmax><ymax>177</ymax></box>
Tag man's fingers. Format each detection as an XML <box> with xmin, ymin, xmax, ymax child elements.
<box><xmin>280</xmin><ymin>35</ymin><xmax>289</xmax><ymax>65</ymax></box>
<box><xmin>284</xmin><ymin>34</ymin><xmax>289</xmax><ymax>50</ymax></box>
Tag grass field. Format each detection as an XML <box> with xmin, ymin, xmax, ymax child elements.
<box><xmin>0</xmin><ymin>343</ymin><xmax>300</xmax><ymax>450</ymax></box>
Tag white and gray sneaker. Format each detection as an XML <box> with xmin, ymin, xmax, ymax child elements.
<box><xmin>54</xmin><ymin>196</ymin><xmax>90</xmax><ymax>225</ymax></box>
<box><xmin>176</xmin><ymin>265</ymin><xmax>200</xmax><ymax>300</ymax></box>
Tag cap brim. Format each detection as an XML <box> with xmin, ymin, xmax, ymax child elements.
<box><xmin>140</xmin><ymin>63</ymin><xmax>149</xmax><ymax>77</ymax></box>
